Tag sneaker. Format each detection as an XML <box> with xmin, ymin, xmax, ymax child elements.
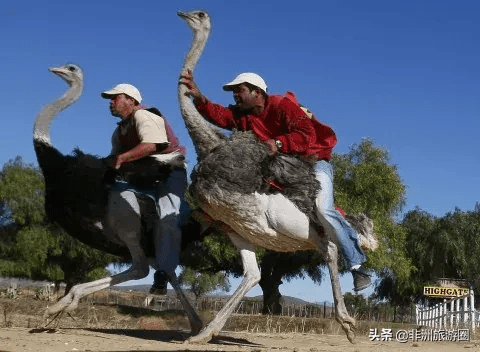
<box><xmin>149</xmin><ymin>270</ymin><xmax>168</xmax><ymax>295</ymax></box>
<box><xmin>352</xmin><ymin>265</ymin><xmax>372</xmax><ymax>292</ymax></box>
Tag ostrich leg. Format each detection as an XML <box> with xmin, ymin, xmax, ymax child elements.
<box><xmin>44</xmin><ymin>191</ymin><xmax>203</xmax><ymax>333</ymax></box>
<box><xmin>188</xmin><ymin>232</ymin><xmax>260</xmax><ymax>344</ymax></box>
<box><xmin>167</xmin><ymin>271</ymin><xmax>203</xmax><ymax>334</ymax></box>
<box><xmin>45</xmin><ymin>191</ymin><xmax>148</xmax><ymax>319</ymax></box>
<box><xmin>325</xmin><ymin>240</ymin><xmax>356</xmax><ymax>343</ymax></box>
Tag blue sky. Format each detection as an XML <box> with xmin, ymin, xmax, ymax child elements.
<box><xmin>1</xmin><ymin>0</ymin><xmax>479</xmax><ymax>303</ymax></box>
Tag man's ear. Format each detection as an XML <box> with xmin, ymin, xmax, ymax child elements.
<box><xmin>127</xmin><ymin>96</ymin><xmax>137</xmax><ymax>106</ymax></box>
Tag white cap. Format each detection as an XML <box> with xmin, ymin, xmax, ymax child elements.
<box><xmin>223</xmin><ymin>72</ymin><xmax>267</xmax><ymax>93</ymax></box>
<box><xmin>101</xmin><ymin>83</ymin><xmax>142</xmax><ymax>103</ymax></box>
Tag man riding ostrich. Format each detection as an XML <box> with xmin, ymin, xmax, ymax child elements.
<box><xmin>34</xmin><ymin>64</ymin><xmax>202</xmax><ymax>333</ymax></box>
<box><xmin>176</xmin><ymin>10</ymin><xmax>377</xmax><ymax>344</ymax></box>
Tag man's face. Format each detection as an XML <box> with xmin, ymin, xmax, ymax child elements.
<box><xmin>109</xmin><ymin>94</ymin><xmax>134</xmax><ymax>118</ymax></box>
<box><xmin>232</xmin><ymin>84</ymin><xmax>258</xmax><ymax>111</ymax></box>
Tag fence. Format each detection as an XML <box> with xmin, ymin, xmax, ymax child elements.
<box><xmin>84</xmin><ymin>289</ymin><xmax>335</xmax><ymax>318</ymax></box>
<box><xmin>416</xmin><ymin>290</ymin><xmax>480</xmax><ymax>331</ymax></box>
<box><xmin>83</xmin><ymin>290</ymin><xmax>424</xmax><ymax>322</ymax></box>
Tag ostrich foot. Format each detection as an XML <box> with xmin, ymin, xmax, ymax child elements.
<box><xmin>337</xmin><ymin>316</ymin><xmax>356</xmax><ymax>343</ymax></box>
<box><xmin>42</xmin><ymin>309</ymin><xmax>77</xmax><ymax>329</ymax></box>
<box><xmin>186</xmin><ymin>326</ymin><xmax>220</xmax><ymax>344</ymax></box>
<box><xmin>341</xmin><ymin>322</ymin><xmax>356</xmax><ymax>343</ymax></box>
<box><xmin>42</xmin><ymin>310</ymin><xmax>63</xmax><ymax>328</ymax></box>
<box><xmin>44</xmin><ymin>291</ymin><xmax>79</xmax><ymax>318</ymax></box>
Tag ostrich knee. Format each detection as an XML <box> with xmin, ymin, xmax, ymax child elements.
<box><xmin>128</xmin><ymin>264</ymin><xmax>150</xmax><ymax>280</ymax></box>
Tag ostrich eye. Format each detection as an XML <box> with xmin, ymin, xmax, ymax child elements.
<box><xmin>198</xmin><ymin>12</ymin><xmax>205</xmax><ymax>18</ymax></box>
<box><xmin>68</xmin><ymin>65</ymin><xmax>76</xmax><ymax>72</ymax></box>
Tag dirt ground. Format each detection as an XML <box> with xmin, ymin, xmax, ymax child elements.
<box><xmin>1</xmin><ymin>327</ymin><xmax>477</xmax><ymax>352</ymax></box>
<box><xmin>0</xmin><ymin>290</ymin><xmax>478</xmax><ymax>352</ymax></box>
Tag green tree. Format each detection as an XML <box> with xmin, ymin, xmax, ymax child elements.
<box><xmin>332</xmin><ymin>138</ymin><xmax>411</xmax><ymax>279</ymax></box>
<box><xmin>257</xmin><ymin>250</ymin><xmax>324</xmax><ymax>314</ymax></box>
<box><xmin>380</xmin><ymin>204</ymin><xmax>480</xmax><ymax>305</ymax></box>
<box><xmin>179</xmin><ymin>266</ymin><xmax>230</xmax><ymax>302</ymax></box>
<box><xmin>0</xmin><ymin>157</ymin><xmax>119</xmax><ymax>292</ymax></box>
<box><xmin>343</xmin><ymin>292</ymin><xmax>369</xmax><ymax>318</ymax></box>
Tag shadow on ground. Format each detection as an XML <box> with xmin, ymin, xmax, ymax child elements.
<box><xmin>30</xmin><ymin>327</ymin><xmax>264</xmax><ymax>350</ymax></box>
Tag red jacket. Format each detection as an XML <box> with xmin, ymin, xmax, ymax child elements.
<box><xmin>195</xmin><ymin>92</ymin><xmax>337</xmax><ymax>160</ymax></box>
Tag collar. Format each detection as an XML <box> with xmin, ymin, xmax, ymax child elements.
<box><xmin>117</xmin><ymin>118</ymin><xmax>130</xmax><ymax>127</ymax></box>
<box><xmin>117</xmin><ymin>107</ymin><xmax>142</xmax><ymax>126</ymax></box>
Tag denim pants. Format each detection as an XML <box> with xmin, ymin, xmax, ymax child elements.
<box><xmin>314</xmin><ymin>160</ymin><xmax>366</xmax><ymax>269</ymax></box>
<box><xmin>154</xmin><ymin>168</ymin><xmax>189</xmax><ymax>275</ymax></box>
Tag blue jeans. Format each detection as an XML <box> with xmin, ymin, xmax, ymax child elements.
<box><xmin>314</xmin><ymin>160</ymin><xmax>366</xmax><ymax>269</ymax></box>
<box><xmin>112</xmin><ymin>168</ymin><xmax>188</xmax><ymax>278</ymax></box>
<box><xmin>154</xmin><ymin>169</ymin><xmax>189</xmax><ymax>275</ymax></box>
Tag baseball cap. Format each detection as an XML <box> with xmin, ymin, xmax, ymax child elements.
<box><xmin>101</xmin><ymin>83</ymin><xmax>142</xmax><ymax>104</ymax></box>
<box><xmin>223</xmin><ymin>72</ymin><xmax>267</xmax><ymax>93</ymax></box>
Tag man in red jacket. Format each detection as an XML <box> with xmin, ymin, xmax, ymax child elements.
<box><xmin>180</xmin><ymin>71</ymin><xmax>371</xmax><ymax>292</ymax></box>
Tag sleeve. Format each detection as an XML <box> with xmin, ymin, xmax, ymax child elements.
<box><xmin>195</xmin><ymin>98</ymin><xmax>237</xmax><ymax>130</ymax></box>
<box><xmin>274</xmin><ymin>98</ymin><xmax>317</xmax><ymax>154</ymax></box>
<box><xmin>134</xmin><ymin>110</ymin><xmax>169</xmax><ymax>144</ymax></box>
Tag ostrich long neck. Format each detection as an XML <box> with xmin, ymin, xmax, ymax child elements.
<box><xmin>178</xmin><ymin>26</ymin><xmax>222</xmax><ymax>160</ymax></box>
<box><xmin>34</xmin><ymin>82</ymin><xmax>82</xmax><ymax>145</ymax></box>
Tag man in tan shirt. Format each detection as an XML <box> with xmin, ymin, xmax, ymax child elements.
<box><xmin>102</xmin><ymin>83</ymin><xmax>187</xmax><ymax>295</ymax></box>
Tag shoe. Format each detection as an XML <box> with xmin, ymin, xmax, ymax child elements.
<box><xmin>352</xmin><ymin>265</ymin><xmax>371</xmax><ymax>292</ymax></box>
<box><xmin>150</xmin><ymin>270</ymin><xmax>168</xmax><ymax>295</ymax></box>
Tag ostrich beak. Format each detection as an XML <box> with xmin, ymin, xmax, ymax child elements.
<box><xmin>49</xmin><ymin>67</ymin><xmax>68</xmax><ymax>77</ymax></box>
<box><xmin>177</xmin><ymin>11</ymin><xmax>195</xmax><ymax>21</ymax></box>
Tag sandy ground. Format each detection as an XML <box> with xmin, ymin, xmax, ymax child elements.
<box><xmin>0</xmin><ymin>327</ymin><xmax>478</xmax><ymax>352</ymax></box>
<box><xmin>0</xmin><ymin>290</ymin><xmax>477</xmax><ymax>351</ymax></box>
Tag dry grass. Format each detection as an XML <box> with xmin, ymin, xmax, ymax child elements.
<box><xmin>2</xmin><ymin>288</ymin><xmax>478</xmax><ymax>341</ymax></box>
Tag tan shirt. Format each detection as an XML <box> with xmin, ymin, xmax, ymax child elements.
<box><xmin>111</xmin><ymin>109</ymin><xmax>169</xmax><ymax>155</ymax></box>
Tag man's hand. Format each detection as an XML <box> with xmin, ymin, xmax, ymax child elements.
<box><xmin>264</xmin><ymin>139</ymin><xmax>278</xmax><ymax>156</ymax></box>
<box><xmin>114</xmin><ymin>154</ymin><xmax>126</xmax><ymax>170</ymax></box>
<box><xmin>114</xmin><ymin>143</ymin><xmax>157</xmax><ymax>169</ymax></box>
<box><xmin>179</xmin><ymin>69</ymin><xmax>205</xmax><ymax>103</ymax></box>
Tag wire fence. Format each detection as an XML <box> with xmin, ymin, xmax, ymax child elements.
<box><xmin>83</xmin><ymin>289</ymin><xmax>420</xmax><ymax>323</ymax></box>
<box><xmin>0</xmin><ymin>280</ymin><xmax>420</xmax><ymax>323</ymax></box>
<box><xmin>83</xmin><ymin>289</ymin><xmax>336</xmax><ymax>318</ymax></box>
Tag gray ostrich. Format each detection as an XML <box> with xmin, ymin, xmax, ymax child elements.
<box><xmin>177</xmin><ymin>10</ymin><xmax>378</xmax><ymax>344</ymax></box>
<box><xmin>34</xmin><ymin>64</ymin><xmax>202</xmax><ymax>333</ymax></box>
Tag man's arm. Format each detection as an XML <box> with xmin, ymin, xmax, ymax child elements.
<box><xmin>114</xmin><ymin>110</ymin><xmax>169</xmax><ymax>169</ymax></box>
<box><xmin>180</xmin><ymin>69</ymin><xmax>236</xmax><ymax>130</ymax></box>
<box><xmin>114</xmin><ymin>143</ymin><xmax>159</xmax><ymax>169</ymax></box>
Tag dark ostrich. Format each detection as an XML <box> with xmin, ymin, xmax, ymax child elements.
<box><xmin>33</xmin><ymin>65</ymin><xmax>189</xmax><ymax>258</ymax></box>
<box><xmin>34</xmin><ymin>64</ymin><xmax>203</xmax><ymax>333</ymax></box>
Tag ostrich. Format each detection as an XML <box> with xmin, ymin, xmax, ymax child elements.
<box><xmin>34</xmin><ymin>63</ymin><xmax>203</xmax><ymax>333</ymax></box>
<box><xmin>177</xmin><ymin>10</ymin><xmax>377</xmax><ymax>344</ymax></box>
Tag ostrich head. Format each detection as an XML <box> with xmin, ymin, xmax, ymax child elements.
<box><xmin>177</xmin><ymin>10</ymin><xmax>211</xmax><ymax>33</ymax></box>
<box><xmin>49</xmin><ymin>64</ymin><xmax>83</xmax><ymax>88</ymax></box>
<box><xmin>34</xmin><ymin>63</ymin><xmax>84</xmax><ymax>145</ymax></box>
